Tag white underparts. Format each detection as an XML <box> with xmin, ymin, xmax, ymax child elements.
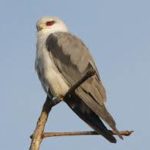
<box><xmin>35</xmin><ymin>30</ymin><xmax>69</xmax><ymax>97</ymax></box>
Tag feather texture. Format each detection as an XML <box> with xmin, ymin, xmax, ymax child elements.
<box><xmin>45</xmin><ymin>32</ymin><xmax>122</xmax><ymax>141</ymax></box>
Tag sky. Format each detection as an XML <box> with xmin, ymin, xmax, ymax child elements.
<box><xmin>0</xmin><ymin>0</ymin><xmax>150</xmax><ymax>149</ymax></box>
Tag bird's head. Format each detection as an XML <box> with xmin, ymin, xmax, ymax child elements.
<box><xmin>36</xmin><ymin>16</ymin><xmax>68</xmax><ymax>34</ymax></box>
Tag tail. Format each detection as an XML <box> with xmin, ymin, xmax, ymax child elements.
<box><xmin>83</xmin><ymin>109</ymin><xmax>117</xmax><ymax>143</ymax></box>
<box><xmin>97</xmin><ymin>104</ymin><xmax>123</xmax><ymax>140</ymax></box>
<box><xmin>65</xmin><ymin>94</ymin><xmax>117</xmax><ymax>143</ymax></box>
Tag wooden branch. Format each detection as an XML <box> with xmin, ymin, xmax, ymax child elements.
<box><xmin>65</xmin><ymin>69</ymin><xmax>96</xmax><ymax>96</ymax></box>
<box><xmin>43</xmin><ymin>130</ymin><xmax>133</xmax><ymax>138</ymax></box>
<box><xmin>29</xmin><ymin>69</ymin><xmax>96</xmax><ymax>150</ymax></box>
<box><xmin>29</xmin><ymin>96</ymin><xmax>61</xmax><ymax>150</ymax></box>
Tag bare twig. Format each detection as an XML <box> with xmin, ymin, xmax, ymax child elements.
<box><xmin>29</xmin><ymin>69</ymin><xmax>96</xmax><ymax>150</ymax></box>
<box><xmin>29</xmin><ymin>96</ymin><xmax>61</xmax><ymax>150</ymax></box>
<box><xmin>29</xmin><ymin>69</ymin><xmax>134</xmax><ymax>150</ymax></box>
<box><xmin>65</xmin><ymin>69</ymin><xmax>96</xmax><ymax>96</ymax></box>
<box><xmin>43</xmin><ymin>130</ymin><xmax>133</xmax><ymax>138</ymax></box>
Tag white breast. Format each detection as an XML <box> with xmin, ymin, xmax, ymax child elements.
<box><xmin>35</xmin><ymin>32</ymin><xmax>69</xmax><ymax>97</ymax></box>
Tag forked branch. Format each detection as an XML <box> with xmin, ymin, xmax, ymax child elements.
<box><xmin>29</xmin><ymin>69</ymin><xmax>133</xmax><ymax>150</ymax></box>
<box><xmin>29</xmin><ymin>69</ymin><xmax>96</xmax><ymax>150</ymax></box>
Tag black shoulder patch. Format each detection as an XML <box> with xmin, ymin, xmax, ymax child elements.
<box><xmin>46</xmin><ymin>33</ymin><xmax>59</xmax><ymax>51</ymax></box>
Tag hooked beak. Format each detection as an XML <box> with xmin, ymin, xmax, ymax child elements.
<box><xmin>36</xmin><ymin>23</ymin><xmax>45</xmax><ymax>32</ymax></box>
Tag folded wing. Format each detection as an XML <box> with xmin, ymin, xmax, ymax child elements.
<box><xmin>46</xmin><ymin>32</ymin><xmax>122</xmax><ymax>141</ymax></box>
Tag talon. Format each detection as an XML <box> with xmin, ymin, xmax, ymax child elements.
<box><xmin>59</xmin><ymin>94</ymin><xmax>65</xmax><ymax>100</ymax></box>
<box><xmin>52</xmin><ymin>96</ymin><xmax>58</xmax><ymax>100</ymax></box>
<box><xmin>52</xmin><ymin>95</ymin><xmax>64</xmax><ymax>101</ymax></box>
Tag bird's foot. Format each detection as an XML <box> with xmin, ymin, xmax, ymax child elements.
<box><xmin>52</xmin><ymin>94</ymin><xmax>64</xmax><ymax>101</ymax></box>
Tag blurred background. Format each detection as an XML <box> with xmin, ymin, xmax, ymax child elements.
<box><xmin>0</xmin><ymin>0</ymin><xmax>150</xmax><ymax>149</ymax></box>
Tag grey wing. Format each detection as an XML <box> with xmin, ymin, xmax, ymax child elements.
<box><xmin>46</xmin><ymin>32</ymin><xmax>122</xmax><ymax>138</ymax></box>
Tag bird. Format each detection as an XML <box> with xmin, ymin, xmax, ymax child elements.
<box><xmin>35</xmin><ymin>16</ymin><xmax>123</xmax><ymax>143</ymax></box>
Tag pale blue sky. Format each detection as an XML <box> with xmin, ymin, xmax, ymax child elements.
<box><xmin>0</xmin><ymin>0</ymin><xmax>150</xmax><ymax>150</ymax></box>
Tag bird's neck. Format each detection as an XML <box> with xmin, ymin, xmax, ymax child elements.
<box><xmin>37</xmin><ymin>30</ymin><xmax>51</xmax><ymax>43</ymax></box>
<box><xmin>37</xmin><ymin>28</ymin><xmax>68</xmax><ymax>43</ymax></box>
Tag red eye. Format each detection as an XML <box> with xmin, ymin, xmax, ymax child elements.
<box><xmin>46</xmin><ymin>21</ymin><xmax>55</xmax><ymax>26</ymax></box>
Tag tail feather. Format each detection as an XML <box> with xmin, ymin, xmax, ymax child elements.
<box><xmin>65</xmin><ymin>94</ymin><xmax>117</xmax><ymax>143</ymax></box>
<box><xmin>99</xmin><ymin>105</ymin><xmax>123</xmax><ymax>140</ymax></box>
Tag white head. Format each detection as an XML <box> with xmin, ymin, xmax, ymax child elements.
<box><xmin>36</xmin><ymin>16</ymin><xmax>69</xmax><ymax>34</ymax></box>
